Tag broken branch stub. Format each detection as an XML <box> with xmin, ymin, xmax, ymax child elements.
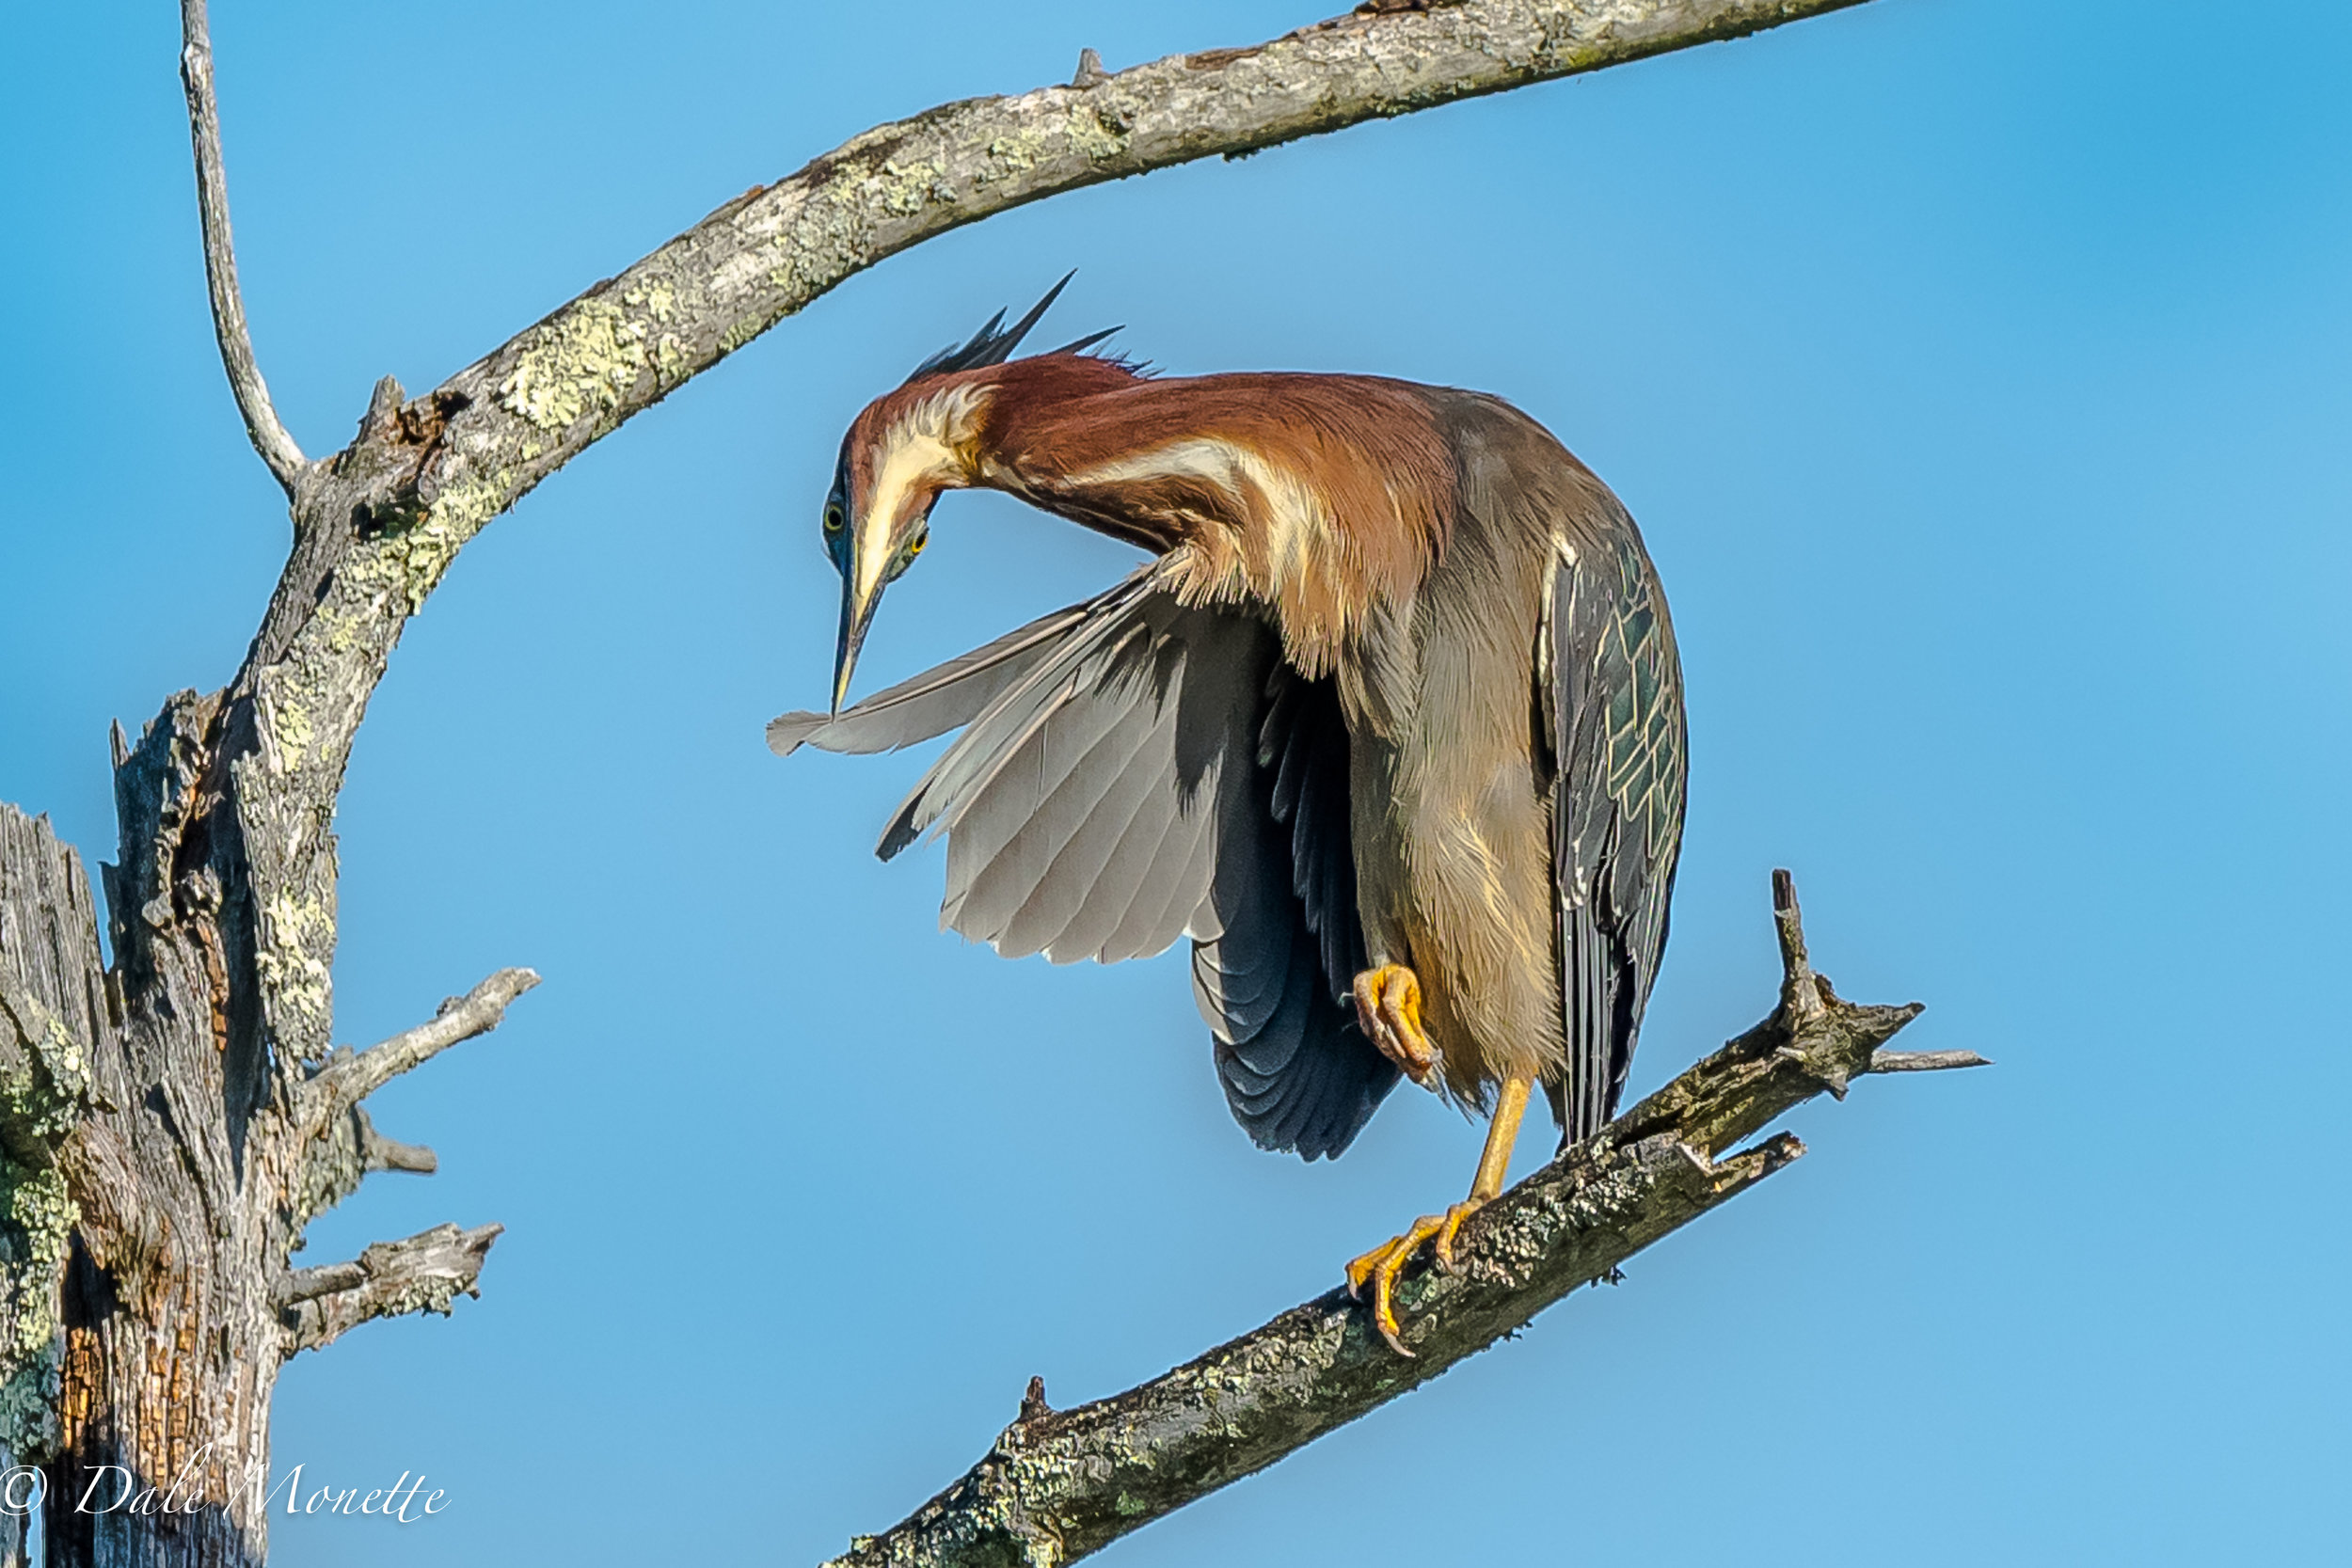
<box><xmin>275</xmin><ymin>1223</ymin><xmax>505</xmax><ymax>1357</ymax></box>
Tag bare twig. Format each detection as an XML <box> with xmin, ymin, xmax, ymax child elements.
<box><xmin>1771</xmin><ymin>864</ymin><xmax>1822</xmax><ymax>1022</ymax></box>
<box><xmin>826</xmin><ymin>873</ymin><xmax>1967</xmax><ymax>1568</ymax></box>
<box><xmin>179</xmin><ymin>0</ymin><xmax>307</xmax><ymax>494</ymax></box>
<box><xmin>274</xmin><ymin>1223</ymin><xmax>501</xmax><ymax>1357</ymax></box>
<box><xmin>297</xmin><ymin>968</ymin><xmax>540</xmax><ymax>1132</ymax></box>
<box><xmin>1870</xmin><ymin>1047</ymin><xmax>1992</xmax><ymax>1072</ymax></box>
<box><xmin>294</xmin><ymin>1098</ymin><xmax>440</xmax><ymax>1230</ymax></box>
<box><xmin>361</xmin><ymin>1121</ymin><xmax>438</xmax><ymax>1174</ymax></box>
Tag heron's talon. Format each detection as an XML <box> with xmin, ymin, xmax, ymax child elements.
<box><xmin>1345</xmin><ymin>1196</ymin><xmax>1488</xmax><ymax>1355</ymax></box>
<box><xmin>1431</xmin><ymin>1197</ymin><xmax>1484</xmax><ymax>1274</ymax></box>
<box><xmin>1352</xmin><ymin>964</ymin><xmax>1438</xmax><ymax>1085</ymax></box>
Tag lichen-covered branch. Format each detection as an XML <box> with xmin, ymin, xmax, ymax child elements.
<box><xmin>297</xmin><ymin>967</ymin><xmax>540</xmax><ymax>1133</ymax></box>
<box><xmin>178</xmin><ymin>0</ymin><xmax>307</xmax><ymax>494</ymax></box>
<box><xmin>273</xmin><ymin>1223</ymin><xmax>502</xmax><ymax>1357</ymax></box>
<box><xmin>396</xmin><ymin>0</ymin><xmax>1879</xmax><ymax>580</ymax></box>
<box><xmin>256</xmin><ymin>0</ymin><xmax>1874</xmax><ymax>650</ymax></box>
<box><xmin>825</xmin><ymin>876</ymin><xmax>1982</xmax><ymax>1568</ymax></box>
<box><xmin>1868</xmin><ymin>1047</ymin><xmax>1986</xmax><ymax>1072</ymax></box>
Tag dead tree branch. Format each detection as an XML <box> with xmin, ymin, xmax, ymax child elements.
<box><xmin>298</xmin><ymin>967</ymin><xmax>540</xmax><ymax>1132</ymax></box>
<box><xmin>273</xmin><ymin>1223</ymin><xmax>503</xmax><ymax>1357</ymax></box>
<box><xmin>296</xmin><ymin>1100</ymin><xmax>438</xmax><ymax>1229</ymax></box>
<box><xmin>1868</xmin><ymin>1047</ymin><xmax>1987</xmax><ymax>1072</ymax></box>
<box><xmin>825</xmin><ymin>874</ymin><xmax>1983</xmax><ymax>1568</ymax></box>
<box><xmin>178</xmin><ymin>0</ymin><xmax>306</xmax><ymax>495</ymax></box>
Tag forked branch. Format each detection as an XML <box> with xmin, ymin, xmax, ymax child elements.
<box><xmin>178</xmin><ymin>0</ymin><xmax>306</xmax><ymax>493</ymax></box>
<box><xmin>826</xmin><ymin>874</ymin><xmax>1985</xmax><ymax>1568</ymax></box>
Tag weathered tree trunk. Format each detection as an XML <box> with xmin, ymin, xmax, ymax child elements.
<box><xmin>1</xmin><ymin>807</ymin><xmax>107</xmax><ymax>1567</ymax></box>
<box><xmin>48</xmin><ymin>693</ymin><xmax>297</xmax><ymax>1568</ymax></box>
<box><xmin>2</xmin><ymin>736</ymin><xmax>513</xmax><ymax>1567</ymax></box>
<box><xmin>0</xmin><ymin>2</ymin><xmax>1904</xmax><ymax>1562</ymax></box>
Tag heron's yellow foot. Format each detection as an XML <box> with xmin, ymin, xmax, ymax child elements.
<box><xmin>1352</xmin><ymin>963</ymin><xmax>1437</xmax><ymax>1085</ymax></box>
<box><xmin>1344</xmin><ymin>1197</ymin><xmax>1488</xmax><ymax>1356</ymax></box>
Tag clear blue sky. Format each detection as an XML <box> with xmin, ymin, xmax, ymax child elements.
<box><xmin>4</xmin><ymin>1</ymin><xmax>2348</xmax><ymax>1562</ymax></box>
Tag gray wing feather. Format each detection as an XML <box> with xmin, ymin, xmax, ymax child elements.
<box><xmin>879</xmin><ymin>587</ymin><xmax>1160</xmax><ymax>860</ymax></box>
<box><xmin>992</xmin><ymin>699</ymin><xmax>1181</xmax><ymax>958</ymax></box>
<box><xmin>764</xmin><ymin>570</ymin><xmax>1151</xmax><ymax>757</ymax></box>
<box><xmin>946</xmin><ymin>641</ymin><xmax>1169</xmax><ymax>956</ymax></box>
<box><xmin>804</xmin><ymin>570</ymin><xmax>1397</xmax><ymax>1158</ymax></box>
<box><xmin>1544</xmin><ymin>521</ymin><xmax>1687</xmax><ymax>1144</ymax></box>
<box><xmin>1105</xmin><ymin>784</ymin><xmax>1221</xmax><ymax>963</ymax></box>
<box><xmin>880</xmin><ymin>586</ymin><xmax>1254</xmax><ymax>966</ymax></box>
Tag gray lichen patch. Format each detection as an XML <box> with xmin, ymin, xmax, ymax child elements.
<box><xmin>0</xmin><ymin>1160</ymin><xmax>73</xmax><ymax>1455</ymax></box>
<box><xmin>0</xmin><ymin>1342</ymin><xmax>59</xmax><ymax>1459</ymax></box>
<box><xmin>622</xmin><ymin>277</ymin><xmax>677</xmax><ymax>324</ymax></box>
<box><xmin>0</xmin><ymin>990</ymin><xmax>92</xmax><ymax>1154</ymax></box>
<box><xmin>977</xmin><ymin>103</ymin><xmax>1128</xmax><ymax>183</ymax></box>
<box><xmin>495</xmin><ymin>296</ymin><xmax>650</xmax><ymax>433</ymax></box>
<box><xmin>253</xmin><ymin>884</ymin><xmax>334</xmax><ymax>1037</ymax></box>
<box><xmin>2</xmin><ymin>1167</ymin><xmax>72</xmax><ymax>1355</ymax></box>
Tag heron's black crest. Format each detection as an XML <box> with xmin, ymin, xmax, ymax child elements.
<box><xmin>903</xmin><ymin>271</ymin><xmax>1121</xmax><ymax>386</ymax></box>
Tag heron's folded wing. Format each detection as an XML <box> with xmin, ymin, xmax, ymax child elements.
<box><xmin>1196</xmin><ymin>668</ymin><xmax>1395</xmax><ymax>1160</ymax></box>
<box><xmin>1542</xmin><ymin>523</ymin><xmax>1688</xmax><ymax>1144</ymax></box>
<box><xmin>1256</xmin><ymin>662</ymin><xmax>1365</xmax><ymax>1007</ymax></box>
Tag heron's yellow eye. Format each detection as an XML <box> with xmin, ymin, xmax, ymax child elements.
<box><xmin>823</xmin><ymin>505</ymin><xmax>844</xmax><ymax>534</ymax></box>
<box><xmin>909</xmin><ymin>533</ymin><xmax>927</xmax><ymax>556</ymax></box>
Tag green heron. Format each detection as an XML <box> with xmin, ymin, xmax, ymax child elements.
<box><xmin>770</xmin><ymin>280</ymin><xmax>1687</xmax><ymax>1353</ymax></box>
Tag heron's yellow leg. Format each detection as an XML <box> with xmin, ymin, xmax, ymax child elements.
<box><xmin>1352</xmin><ymin>964</ymin><xmax>1438</xmax><ymax>1085</ymax></box>
<box><xmin>1346</xmin><ymin>1076</ymin><xmax>1533</xmax><ymax>1356</ymax></box>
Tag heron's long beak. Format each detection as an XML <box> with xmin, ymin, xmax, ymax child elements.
<box><xmin>832</xmin><ymin>571</ymin><xmax>882</xmax><ymax>716</ymax></box>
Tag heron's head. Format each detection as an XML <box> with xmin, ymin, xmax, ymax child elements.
<box><xmin>822</xmin><ymin>380</ymin><xmax>987</xmax><ymax>712</ymax></box>
<box><xmin>821</xmin><ymin>273</ymin><xmax>1115</xmax><ymax>712</ymax></box>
